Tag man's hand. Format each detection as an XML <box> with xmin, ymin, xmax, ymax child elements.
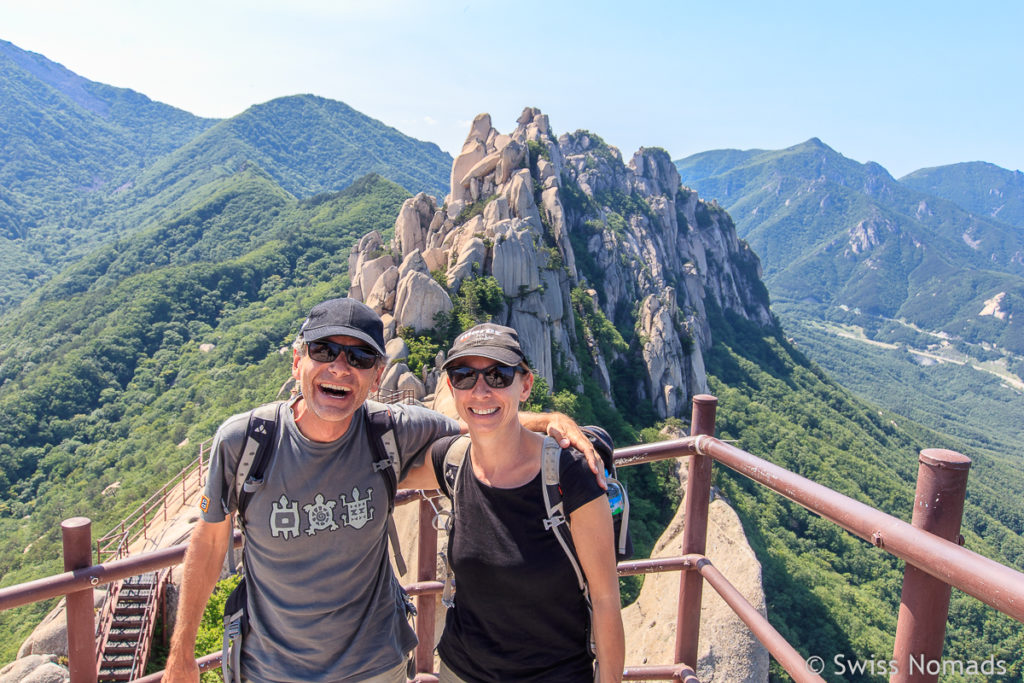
<box><xmin>520</xmin><ymin>411</ymin><xmax>607</xmax><ymax>489</ymax></box>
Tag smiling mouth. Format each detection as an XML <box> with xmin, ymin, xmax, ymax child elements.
<box><xmin>469</xmin><ymin>407</ymin><xmax>498</xmax><ymax>415</ymax></box>
<box><xmin>319</xmin><ymin>383</ymin><xmax>352</xmax><ymax>398</ymax></box>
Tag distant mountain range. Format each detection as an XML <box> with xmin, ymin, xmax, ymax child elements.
<box><xmin>675</xmin><ymin>139</ymin><xmax>1024</xmax><ymax>354</ymax></box>
<box><xmin>675</xmin><ymin>140</ymin><xmax>1024</xmax><ymax>468</ymax></box>
<box><xmin>901</xmin><ymin>161</ymin><xmax>1024</xmax><ymax>229</ymax></box>
<box><xmin>0</xmin><ymin>39</ymin><xmax>451</xmax><ymax>312</ymax></box>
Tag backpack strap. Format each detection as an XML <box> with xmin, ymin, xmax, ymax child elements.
<box><xmin>540</xmin><ymin>437</ymin><xmax>595</xmax><ymax>655</ymax></box>
<box><xmin>235</xmin><ymin>401</ymin><xmax>285</xmax><ymax>524</ymax></box>
<box><xmin>540</xmin><ymin>437</ymin><xmax>587</xmax><ymax>593</ymax></box>
<box><xmin>439</xmin><ymin>435</ymin><xmax>471</xmax><ymax>608</ymax></box>
<box><xmin>442</xmin><ymin>435</ymin><xmax>471</xmax><ymax>500</ymax></box>
<box><xmin>365</xmin><ymin>400</ymin><xmax>407</xmax><ymax>575</ymax></box>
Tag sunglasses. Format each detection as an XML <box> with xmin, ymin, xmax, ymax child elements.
<box><xmin>306</xmin><ymin>340</ymin><xmax>380</xmax><ymax>370</ymax></box>
<box><xmin>446</xmin><ymin>364</ymin><xmax>525</xmax><ymax>390</ymax></box>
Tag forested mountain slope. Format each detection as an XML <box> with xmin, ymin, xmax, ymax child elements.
<box><xmin>0</xmin><ymin>40</ymin><xmax>451</xmax><ymax>314</ymax></box>
<box><xmin>901</xmin><ymin>161</ymin><xmax>1024</xmax><ymax>229</ymax></box>
<box><xmin>0</xmin><ymin>39</ymin><xmax>216</xmax><ymax>309</ymax></box>
<box><xmin>675</xmin><ymin>141</ymin><xmax>1024</xmax><ymax>499</ymax></box>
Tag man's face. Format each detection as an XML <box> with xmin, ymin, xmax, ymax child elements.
<box><xmin>291</xmin><ymin>334</ymin><xmax>384</xmax><ymax>440</ymax></box>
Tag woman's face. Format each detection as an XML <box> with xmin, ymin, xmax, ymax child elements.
<box><xmin>447</xmin><ymin>355</ymin><xmax>533</xmax><ymax>433</ymax></box>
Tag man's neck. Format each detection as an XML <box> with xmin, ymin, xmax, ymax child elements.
<box><xmin>291</xmin><ymin>397</ymin><xmax>357</xmax><ymax>443</ymax></box>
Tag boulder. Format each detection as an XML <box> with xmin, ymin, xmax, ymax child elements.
<box><xmin>396</xmin><ymin>371</ymin><xmax>427</xmax><ymax>400</ymax></box>
<box><xmin>422</xmin><ymin>247</ymin><xmax>448</xmax><ymax>273</ymax></box>
<box><xmin>381</xmin><ymin>362</ymin><xmax>410</xmax><ymax>391</ymax></box>
<box><xmin>495</xmin><ymin>140</ymin><xmax>526</xmax><ymax>185</ymax></box>
<box><xmin>459</xmin><ymin>151</ymin><xmax>501</xmax><ymax>186</ymax></box>
<box><xmin>355</xmin><ymin>254</ymin><xmax>397</xmax><ymax>304</ymax></box>
<box><xmin>491</xmin><ymin>228</ymin><xmax>541</xmax><ymax>298</ymax></box>
<box><xmin>450</xmin><ymin>140</ymin><xmax>487</xmax><ymax>204</ymax></box>
<box><xmin>505</xmin><ymin>169</ymin><xmax>540</xmax><ymax>224</ymax></box>
<box><xmin>395</xmin><ymin>195</ymin><xmax>434</xmax><ymax>259</ymax></box>
<box><xmin>365</xmin><ymin>266</ymin><xmax>399</xmax><ymax>315</ymax></box>
<box><xmin>622</xmin><ymin>488</ymin><xmax>770</xmax><ymax>682</ymax></box>
<box><xmin>385</xmin><ymin>338</ymin><xmax>410</xmax><ymax>365</ymax></box>
<box><xmin>0</xmin><ymin>655</ymin><xmax>69</xmax><ymax>683</ymax></box>
<box><xmin>394</xmin><ymin>271</ymin><xmax>453</xmax><ymax>333</ymax></box>
<box><xmin>399</xmin><ymin>249</ymin><xmax>430</xmax><ymax>279</ymax></box>
<box><xmin>16</xmin><ymin>590</ymin><xmax>104</xmax><ymax>659</ymax></box>
<box><xmin>446</xmin><ymin>238</ymin><xmax>488</xmax><ymax>292</ymax></box>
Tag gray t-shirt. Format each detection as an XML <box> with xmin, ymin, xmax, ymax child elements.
<box><xmin>201</xmin><ymin>399</ymin><xmax>459</xmax><ymax>682</ymax></box>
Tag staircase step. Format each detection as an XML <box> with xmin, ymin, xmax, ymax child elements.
<box><xmin>97</xmin><ymin>673</ymin><xmax>133</xmax><ymax>682</ymax></box>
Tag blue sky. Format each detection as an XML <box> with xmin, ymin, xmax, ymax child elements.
<box><xmin>4</xmin><ymin>0</ymin><xmax>1022</xmax><ymax>178</ymax></box>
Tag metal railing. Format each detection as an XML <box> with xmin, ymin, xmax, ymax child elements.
<box><xmin>94</xmin><ymin>442</ymin><xmax>212</xmax><ymax>564</ymax></box>
<box><xmin>2</xmin><ymin>394</ymin><xmax>1023</xmax><ymax>683</ymax></box>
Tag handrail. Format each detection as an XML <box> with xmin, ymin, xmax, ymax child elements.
<box><xmin>696</xmin><ymin>436</ymin><xmax>1024</xmax><ymax>622</ymax></box>
<box><xmin>94</xmin><ymin>441</ymin><xmax>211</xmax><ymax>564</ymax></box>
<box><xmin>3</xmin><ymin>394</ymin><xmax>1022</xmax><ymax>683</ymax></box>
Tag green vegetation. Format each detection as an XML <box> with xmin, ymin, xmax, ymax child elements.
<box><xmin>0</xmin><ymin>171</ymin><xmax>410</xmax><ymax>658</ymax></box>
<box><xmin>0</xmin><ymin>40</ymin><xmax>450</xmax><ymax>314</ymax></box>
<box><xmin>900</xmin><ymin>161</ymin><xmax>1024</xmax><ymax>230</ymax></box>
<box><xmin>704</xmin><ymin>304</ymin><xmax>1024</xmax><ymax>682</ymax></box>
<box><xmin>674</xmin><ymin>141</ymin><xmax>1024</xmax><ymax>336</ymax></box>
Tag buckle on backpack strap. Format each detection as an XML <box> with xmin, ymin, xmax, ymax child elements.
<box><xmin>543</xmin><ymin>512</ymin><xmax>566</xmax><ymax>530</ymax></box>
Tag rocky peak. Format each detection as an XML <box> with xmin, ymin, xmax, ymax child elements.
<box><xmin>346</xmin><ymin>108</ymin><xmax>772</xmax><ymax>419</ymax></box>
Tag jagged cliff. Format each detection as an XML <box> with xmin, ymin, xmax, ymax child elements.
<box><xmin>348</xmin><ymin>107</ymin><xmax>772</xmax><ymax>418</ymax></box>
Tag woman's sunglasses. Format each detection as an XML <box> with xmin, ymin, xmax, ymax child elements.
<box><xmin>446</xmin><ymin>364</ymin><xmax>525</xmax><ymax>390</ymax></box>
<box><xmin>306</xmin><ymin>340</ymin><xmax>380</xmax><ymax>370</ymax></box>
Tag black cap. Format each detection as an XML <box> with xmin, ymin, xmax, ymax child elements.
<box><xmin>299</xmin><ymin>298</ymin><xmax>386</xmax><ymax>357</ymax></box>
<box><xmin>441</xmin><ymin>323</ymin><xmax>526</xmax><ymax>369</ymax></box>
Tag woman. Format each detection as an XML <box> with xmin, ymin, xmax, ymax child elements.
<box><xmin>428</xmin><ymin>323</ymin><xmax>624</xmax><ymax>682</ymax></box>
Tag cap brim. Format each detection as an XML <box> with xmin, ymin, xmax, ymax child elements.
<box><xmin>441</xmin><ymin>347</ymin><xmax>524</xmax><ymax>370</ymax></box>
<box><xmin>301</xmin><ymin>326</ymin><xmax>385</xmax><ymax>357</ymax></box>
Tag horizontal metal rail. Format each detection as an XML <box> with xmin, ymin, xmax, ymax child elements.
<box><xmin>694</xmin><ymin>435</ymin><xmax>1024</xmax><ymax>622</ymax></box>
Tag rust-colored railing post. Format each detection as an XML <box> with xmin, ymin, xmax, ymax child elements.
<box><xmin>63</xmin><ymin>517</ymin><xmax>97</xmax><ymax>683</ymax></box>
<box><xmin>415</xmin><ymin>496</ymin><xmax>439</xmax><ymax>674</ymax></box>
<box><xmin>675</xmin><ymin>394</ymin><xmax>717</xmax><ymax>668</ymax></box>
<box><xmin>891</xmin><ymin>449</ymin><xmax>971</xmax><ymax>683</ymax></box>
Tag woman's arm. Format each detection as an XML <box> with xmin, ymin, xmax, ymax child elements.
<box><xmin>570</xmin><ymin>496</ymin><xmax>625</xmax><ymax>683</ymax></box>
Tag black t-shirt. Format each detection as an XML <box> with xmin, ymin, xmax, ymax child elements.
<box><xmin>430</xmin><ymin>436</ymin><xmax>605</xmax><ymax>682</ymax></box>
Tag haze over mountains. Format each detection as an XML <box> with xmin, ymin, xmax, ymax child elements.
<box><xmin>1</xmin><ymin>37</ymin><xmax>1022</xmax><ymax>679</ymax></box>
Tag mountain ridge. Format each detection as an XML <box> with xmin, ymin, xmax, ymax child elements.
<box><xmin>0</xmin><ymin>39</ymin><xmax>452</xmax><ymax>313</ymax></box>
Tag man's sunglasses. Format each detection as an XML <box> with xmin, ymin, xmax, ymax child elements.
<box><xmin>306</xmin><ymin>340</ymin><xmax>380</xmax><ymax>369</ymax></box>
<box><xmin>446</xmin><ymin>364</ymin><xmax>525</xmax><ymax>390</ymax></box>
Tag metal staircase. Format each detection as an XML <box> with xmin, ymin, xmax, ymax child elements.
<box><xmin>95</xmin><ymin>570</ymin><xmax>167</xmax><ymax>682</ymax></box>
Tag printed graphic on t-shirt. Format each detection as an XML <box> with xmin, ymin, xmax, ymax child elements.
<box><xmin>303</xmin><ymin>493</ymin><xmax>339</xmax><ymax>534</ymax></box>
<box><xmin>341</xmin><ymin>487</ymin><xmax>374</xmax><ymax>529</ymax></box>
<box><xmin>266</xmin><ymin>488</ymin><xmax>377</xmax><ymax>538</ymax></box>
<box><xmin>270</xmin><ymin>494</ymin><xmax>301</xmax><ymax>539</ymax></box>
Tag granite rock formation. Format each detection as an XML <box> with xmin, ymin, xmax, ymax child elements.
<box><xmin>348</xmin><ymin>108</ymin><xmax>771</xmax><ymax>418</ymax></box>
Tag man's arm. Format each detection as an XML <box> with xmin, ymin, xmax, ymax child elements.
<box><xmin>520</xmin><ymin>411</ymin><xmax>606</xmax><ymax>488</ymax></box>
<box><xmin>164</xmin><ymin>518</ymin><xmax>233</xmax><ymax>683</ymax></box>
<box><xmin>400</xmin><ymin>409</ymin><xmax>605</xmax><ymax>489</ymax></box>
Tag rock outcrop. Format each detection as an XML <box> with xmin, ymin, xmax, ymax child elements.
<box><xmin>348</xmin><ymin>108</ymin><xmax>771</xmax><ymax>417</ymax></box>
<box><xmin>622</xmin><ymin>470</ymin><xmax>770</xmax><ymax>681</ymax></box>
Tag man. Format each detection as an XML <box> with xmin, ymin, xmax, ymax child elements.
<box><xmin>165</xmin><ymin>298</ymin><xmax>598</xmax><ymax>683</ymax></box>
